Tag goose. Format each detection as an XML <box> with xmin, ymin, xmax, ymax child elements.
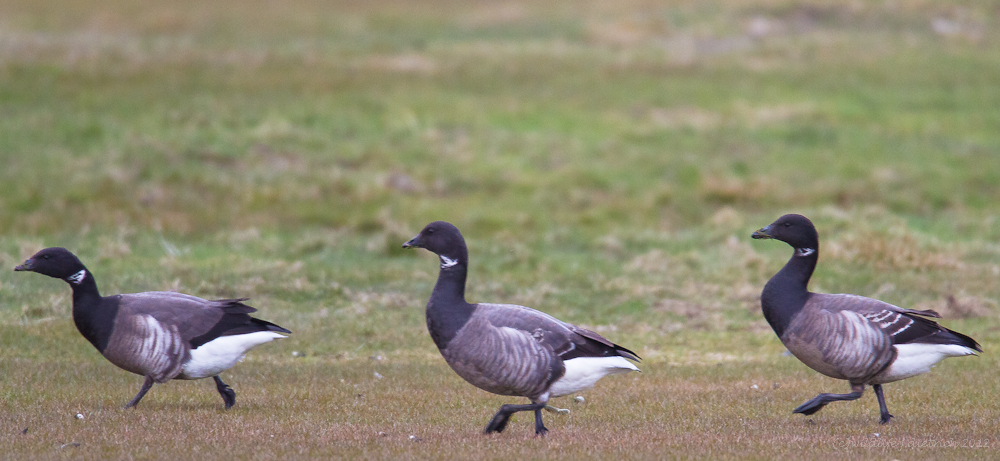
<box><xmin>751</xmin><ymin>214</ymin><xmax>981</xmax><ymax>423</ymax></box>
<box><xmin>402</xmin><ymin>221</ymin><xmax>640</xmax><ymax>436</ymax></box>
<box><xmin>14</xmin><ymin>247</ymin><xmax>290</xmax><ymax>409</ymax></box>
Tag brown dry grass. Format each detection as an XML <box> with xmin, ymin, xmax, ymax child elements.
<box><xmin>4</xmin><ymin>326</ymin><xmax>998</xmax><ymax>460</ymax></box>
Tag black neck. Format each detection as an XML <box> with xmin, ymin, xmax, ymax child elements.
<box><xmin>68</xmin><ymin>270</ymin><xmax>118</xmax><ymax>353</ymax></box>
<box><xmin>760</xmin><ymin>248</ymin><xmax>817</xmax><ymax>338</ymax></box>
<box><xmin>425</xmin><ymin>256</ymin><xmax>475</xmax><ymax>350</ymax></box>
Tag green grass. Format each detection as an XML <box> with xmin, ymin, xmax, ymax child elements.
<box><xmin>2</xmin><ymin>0</ymin><xmax>1000</xmax><ymax>458</ymax></box>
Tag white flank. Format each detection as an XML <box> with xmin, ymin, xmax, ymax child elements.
<box><xmin>180</xmin><ymin>331</ymin><xmax>287</xmax><ymax>379</ymax></box>
<box><xmin>548</xmin><ymin>356</ymin><xmax>639</xmax><ymax>397</ymax></box>
<box><xmin>874</xmin><ymin>343</ymin><xmax>978</xmax><ymax>384</ymax></box>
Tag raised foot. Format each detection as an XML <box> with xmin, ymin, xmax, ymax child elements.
<box><xmin>484</xmin><ymin>413</ymin><xmax>512</xmax><ymax>434</ymax></box>
<box><xmin>793</xmin><ymin>390</ymin><xmax>864</xmax><ymax>417</ymax></box>
<box><xmin>544</xmin><ymin>405</ymin><xmax>570</xmax><ymax>415</ymax></box>
<box><xmin>793</xmin><ymin>397</ymin><xmax>827</xmax><ymax>416</ymax></box>
<box><xmin>485</xmin><ymin>402</ymin><xmax>548</xmax><ymax>435</ymax></box>
<box><xmin>534</xmin><ymin>426</ymin><xmax>549</xmax><ymax>437</ymax></box>
<box><xmin>879</xmin><ymin>413</ymin><xmax>894</xmax><ymax>425</ymax></box>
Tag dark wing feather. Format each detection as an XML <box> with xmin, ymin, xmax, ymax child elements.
<box><xmin>892</xmin><ymin>315</ymin><xmax>981</xmax><ymax>351</ymax></box>
<box><xmin>189</xmin><ymin>314</ymin><xmax>291</xmax><ymax>349</ymax></box>
<box><xmin>476</xmin><ymin>303</ymin><xmax>640</xmax><ymax>362</ymax></box>
<box><xmin>209</xmin><ymin>298</ymin><xmax>258</xmax><ymax>314</ymax></box>
<box><xmin>817</xmin><ymin>293</ymin><xmax>981</xmax><ymax>352</ymax></box>
<box><xmin>570</xmin><ymin>328</ymin><xmax>641</xmax><ymax>362</ymax></box>
<box><xmin>120</xmin><ymin>292</ymin><xmax>289</xmax><ymax>348</ymax></box>
<box><xmin>902</xmin><ymin>308</ymin><xmax>941</xmax><ymax>318</ymax></box>
<box><xmin>121</xmin><ymin>292</ymin><xmax>222</xmax><ymax>341</ymax></box>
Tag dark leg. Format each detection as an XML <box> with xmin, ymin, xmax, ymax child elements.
<box><xmin>533</xmin><ymin>407</ymin><xmax>548</xmax><ymax>437</ymax></box>
<box><xmin>125</xmin><ymin>376</ymin><xmax>155</xmax><ymax>409</ymax></box>
<box><xmin>873</xmin><ymin>384</ymin><xmax>893</xmax><ymax>424</ymax></box>
<box><xmin>484</xmin><ymin>401</ymin><xmax>547</xmax><ymax>435</ymax></box>
<box><xmin>793</xmin><ymin>383</ymin><xmax>865</xmax><ymax>416</ymax></box>
<box><xmin>214</xmin><ymin>376</ymin><xmax>236</xmax><ymax>409</ymax></box>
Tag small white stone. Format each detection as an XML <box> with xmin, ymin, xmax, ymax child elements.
<box><xmin>574</xmin><ymin>396</ymin><xmax>585</xmax><ymax>403</ymax></box>
<box><xmin>750</xmin><ymin>384</ymin><xmax>759</xmax><ymax>390</ymax></box>
<box><xmin>873</xmin><ymin>433</ymin><xmax>880</xmax><ymax>437</ymax></box>
<box><xmin>373</xmin><ymin>372</ymin><xmax>384</xmax><ymax>379</ymax></box>
<box><xmin>292</xmin><ymin>351</ymin><xmax>301</xmax><ymax>357</ymax></box>
<box><xmin>75</xmin><ymin>413</ymin><xmax>84</xmax><ymax>420</ymax></box>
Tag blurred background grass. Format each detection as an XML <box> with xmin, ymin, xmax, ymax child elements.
<box><xmin>1</xmin><ymin>0</ymin><xmax>999</xmax><ymax>458</ymax></box>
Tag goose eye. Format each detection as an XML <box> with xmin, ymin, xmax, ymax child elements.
<box><xmin>43</xmin><ymin>254</ymin><xmax>51</xmax><ymax>260</ymax></box>
<box><xmin>426</xmin><ymin>228</ymin><xmax>435</xmax><ymax>235</ymax></box>
<box><xmin>784</xmin><ymin>222</ymin><xmax>791</xmax><ymax>227</ymax></box>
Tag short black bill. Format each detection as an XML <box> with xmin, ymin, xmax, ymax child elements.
<box><xmin>751</xmin><ymin>226</ymin><xmax>773</xmax><ymax>240</ymax></box>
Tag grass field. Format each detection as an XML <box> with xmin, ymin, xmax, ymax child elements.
<box><xmin>2</xmin><ymin>0</ymin><xmax>1000</xmax><ymax>458</ymax></box>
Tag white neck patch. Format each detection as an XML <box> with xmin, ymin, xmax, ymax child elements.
<box><xmin>796</xmin><ymin>248</ymin><xmax>815</xmax><ymax>257</ymax></box>
<box><xmin>440</xmin><ymin>255</ymin><xmax>458</xmax><ymax>269</ymax></box>
<box><xmin>66</xmin><ymin>269</ymin><xmax>87</xmax><ymax>285</ymax></box>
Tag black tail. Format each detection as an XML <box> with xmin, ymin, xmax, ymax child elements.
<box><xmin>190</xmin><ymin>312</ymin><xmax>290</xmax><ymax>348</ymax></box>
<box><xmin>936</xmin><ymin>326</ymin><xmax>982</xmax><ymax>352</ymax></box>
<box><xmin>251</xmin><ymin>317</ymin><xmax>292</xmax><ymax>335</ymax></box>
<box><xmin>613</xmin><ymin>343</ymin><xmax>642</xmax><ymax>362</ymax></box>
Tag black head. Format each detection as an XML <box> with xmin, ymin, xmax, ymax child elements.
<box><xmin>751</xmin><ymin>214</ymin><xmax>819</xmax><ymax>252</ymax></box>
<box><xmin>14</xmin><ymin>247</ymin><xmax>87</xmax><ymax>281</ymax></box>
<box><xmin>402</xmin><ymin>221</ymin><xmax>468</xmax><ymax>268</ymax></box>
